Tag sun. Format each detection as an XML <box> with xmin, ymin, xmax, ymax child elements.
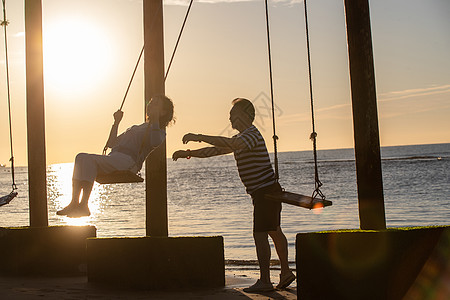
<box><xmin>43</xmin><ymin>17</ymin><xmax>114</xmax><ymax>94</ymax></box>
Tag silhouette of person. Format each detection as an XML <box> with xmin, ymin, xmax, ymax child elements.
<box><xmin>57</xmin><ymin>95</ymin><xmax>175</xmax><ymax>218</ymax></box>
<box><xmin>172</xmin><ymin>98</ymin><xmax>295</xmax><ymax>292</ymax></box>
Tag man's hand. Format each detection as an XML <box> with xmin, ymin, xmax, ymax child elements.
<box><xmin>172</xmin><ymin>150</ymin><xmax>190</xmax><ymax>161</ymax></box>
<box><xmin>113</xmin><ymin>110</ymin><xmax>124</xmax><ymax>125</ymax></box>
<box><xmin>182</xmin><ymin>133</ymin><xmax>202</xmax><ymax>144</ymax></box>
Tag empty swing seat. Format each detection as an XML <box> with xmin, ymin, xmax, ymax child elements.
<box><xmin>265</xmin><ymin>191</ymin><xmax>332</xmax><ymax>209</ymax></box>
<box><xmin>0</xmin><ymin>191</ymin><xmax>18</xmax><ymax>207</ymax></box>
<box><xmin>95</xmin><ymin>170</ymin><xmax>144</xmax><ymax>184</ymax></box>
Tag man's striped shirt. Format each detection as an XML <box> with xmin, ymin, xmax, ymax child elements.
<box><xmin>233</xmin><ymin>125</ymin><xmax>276</xmax><ymax>195</ymax></box>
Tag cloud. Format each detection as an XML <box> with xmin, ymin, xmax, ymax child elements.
<box><xmin>378</xmin><ymin>84</ymin><xmax>450</xmax><ymax>103</ymax></box>
<box><xmin>316</xmin><ymin>103</ymin><xmax>350</xmax><ymax>113</ymax></box>
<box><xmin>278</xmin><ymin>84</ymin><xmax>450</xmax><ymax>124</ymax></box>
<box><xmin>378</xmin><ymin>84</ymin><xmax>450</xmax><ymax>119</ymax></box>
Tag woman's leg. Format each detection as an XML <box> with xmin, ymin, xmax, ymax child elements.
<box><xmin>57</xmin><ymin>153</ymin><xmax>96</xmax><ymax>216</ymax></box>
<box><xmin>58</xmin><ymin>152</ymin><xmax>135</xmax><ymax>217</ymax></box>
<box><xmin>56</xmin><ymin>179</ymin><xmax>92</xmax><ymax>216</ymax></box>
<box><xmin>79</xmin><ymin>180</ymin><xmax>93</xmax><ymax>207</ymax></box>
<box><xmin>75</xmin><ymin>180</ymin><xmax>94</xmax><ymax>216</ymax></box>
<box><xmin>71</xmin><ymin>179</ymin><xmax>82</xmax><ymax>205</ymax></box>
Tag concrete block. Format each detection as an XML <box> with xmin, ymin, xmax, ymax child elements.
<box><xmin>296</xmin><ymin>226</ymin><xmax>450</xmax><ymax>300</ymax></box>
<box><xmin>87</xmin><ymin>236</ymin><xmax>225</xmax><ymax>289</ymax></box>
<box><xmin>0</xmin><ymin>225</ymin><xmax>96</xmax><ymax>275</ymax></box>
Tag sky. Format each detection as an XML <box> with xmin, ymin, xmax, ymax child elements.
<box><xmin>0</xmin><ymin>0</ymin><xmax>449</xmax><ymax>166</ymax></box>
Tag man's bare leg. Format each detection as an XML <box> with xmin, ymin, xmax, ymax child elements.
<box><xmin>269</xmin><ymin>226</ymin><xmax>296</xmax><ymax>289</ymax></box>
<box><xmin>254</xmin><ymin>231</ymin><xmax>271</xmax><ymax>283</ymax></box>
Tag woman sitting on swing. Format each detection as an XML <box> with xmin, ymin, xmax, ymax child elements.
<box><xmin>57</xmin><ymin>95</ymin><xmax>175</xmax><ymax>218</ymax></box>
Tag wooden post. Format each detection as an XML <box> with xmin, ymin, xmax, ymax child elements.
<box><xmin>143</xmin><ymin>0</ymin><xmax>168</xmax><ymax>237</ymax></box>
<box><xmin>25</xmin><ymin>0</ymin><xmax>48</xmax><ymax>227</ymax></box>
<box><xmin>344</xmin><ymin>0</ymin><xmax>386</xmax><ymax>230</ymax></box>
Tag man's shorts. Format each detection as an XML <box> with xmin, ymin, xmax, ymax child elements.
<box><xmin>251</xmin><ymin>182</ymin><xmax>282</xmax><ymax>233</ymax></box>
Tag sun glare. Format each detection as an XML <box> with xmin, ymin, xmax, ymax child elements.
<box><xmin>43</xmin><ymin>17</ymin><xmax>113</xmax><ymax>94</ymax></box>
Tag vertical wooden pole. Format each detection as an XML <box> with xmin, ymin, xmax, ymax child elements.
<box><xmin>143</xmin><ymin>0</ymin><xmax>168</xmax><ymax>237</ymax></box>
<box><xmin>24</xmin><ymin>0</ymin><xmax>48</xmax><ymax>227</ymax></box>
<box><xmin>344</xmin><ymin>0</ymin><xmax>386</xmax><ymax>230</ymax></box>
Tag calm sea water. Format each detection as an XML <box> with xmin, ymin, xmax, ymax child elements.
<box><xmin>1</xmin><ymin>143</ymin><xmax>449</xmax><ymax>261</ymax></box>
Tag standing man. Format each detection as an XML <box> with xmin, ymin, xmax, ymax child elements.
<box><xmin>172</xmin><ymin>98</ymin><xmax>295</xmax><ymax>292</ymax></box>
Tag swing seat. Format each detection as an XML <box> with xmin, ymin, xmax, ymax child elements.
<box><xmin>0</xmin><ymin>191</ymin><xmax>18</xmax><ymax>207</ymax></box>
<box><xmin>95</xmin><ymin>170</ymin><xmax>144</xmax><ymax>184</ymax></box>
<box><xmin>265</xmin><ymin>191</ymin><xmax>332</xmax><ymax>209</ymax></box>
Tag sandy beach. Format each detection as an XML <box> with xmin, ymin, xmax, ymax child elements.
<box><xmin>0</xmin><ymin>269</ymin><xmax>297</xmax><ymax>299</ymax></box>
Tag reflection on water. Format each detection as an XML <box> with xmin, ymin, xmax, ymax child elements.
<box><xmin>47</xmin><ymin>163</ymin><xmax>124</xmax><ymax>229</ymax></box>
<box><xmin>48</xmin><ymin>163</ymin><xmax>89</xmax><ymax>227</ymax></box>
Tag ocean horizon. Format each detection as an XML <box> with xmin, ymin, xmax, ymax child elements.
<box><xmin>3</xmin><ymin>142</ymin><xmax>450</xmax><ymax>168</ymax></box>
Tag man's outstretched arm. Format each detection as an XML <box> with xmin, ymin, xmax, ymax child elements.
<box><xmin>172</xmin><ymin>146</ymin><xmax>233</xmax><ymax>161</ymax></box>
<box><xmin>182</xmin><ymin>133</ymin><xmax>247</xmax><ymax>151</ymax></box>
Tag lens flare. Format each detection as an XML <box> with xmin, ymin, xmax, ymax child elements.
<box><xmin>312</xmin><ymin>202</ymin><xmax>324</xmax><ymax>214</ymax></box>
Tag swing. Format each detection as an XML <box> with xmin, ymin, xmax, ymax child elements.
<box><xmin>0</xmin><ymin>0</ymin><xmax>18</xmax><ymax>207</ymax></box>
<box><xmin>94</xmin><ymin>0</ymin><xmax>194</xmax><ymax>185</ymax></box>
<box><xmin>0</xmin><ymin>190</ymin><xmax>17</xmax><ymax>207</ymax></box>
<box><xmin>263</xmin><ymin>0</ymin><xmax>332</xmax><ymax>209</ymax></box>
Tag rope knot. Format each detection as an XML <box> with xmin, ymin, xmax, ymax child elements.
<box><xmin>309</xmin><ymin>131</ymin><xmax>317</xmax><ymax>141</ymax></box>
<box><xmin>273</xmin><ymin>135</ymin><xmax>279</xmax><ymax>141</ymax></box>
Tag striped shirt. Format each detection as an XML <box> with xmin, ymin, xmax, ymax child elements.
<box><xmin>233</xmin><ymin>125</ymin><xmax>276</xmax><ymax>195</ymax></box>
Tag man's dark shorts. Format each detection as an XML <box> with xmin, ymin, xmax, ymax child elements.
<box><xmin>251</xmin><ymin>182</ymin><xmax>282</xmax><ymax>233</ymax></box>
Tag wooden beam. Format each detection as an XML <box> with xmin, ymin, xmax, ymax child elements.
<box><xmin>25</xmin><ymin>0</ymin><xmax>48</xmax><ymax>227</ymax></box>
<box><xmin>143</xmin><ymin>0</ymin><xmax>167</xmax><ymax>237</ymax></box>
<box><xmin>344</xmin><ymin>0</ymin><xmax>386</xmax><ymax>230</ymax></box>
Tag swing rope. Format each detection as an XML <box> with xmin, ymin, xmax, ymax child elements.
<box><xmin>119</xmin><ymin>45</ymin><xmax>144</xmax><ymax>113</ymax></box>
<box><xmin>264</xmin><ymin>0</ymin><xmax>279</xmax><ymax>181</ymax></box>
<box><xmin>303</xmin><ymin>0</ymin><xmax>325</xmax><ymax>200</ymax></box>
<box><xmin>1</xmin><ymin>0</ymin><xmax>16</xmax><ymax>193</ymax></box>
<box><xmin>122</xmin><ymin>0</ymin><xmax>194</xmax><ymax>111</ymax></box>
<box><xmin>264</xmin><ymin>0</ymin><xmax>325</xmax><ymax>200</ymax></box>
<box><xmin>102</xmin><ymin>0</ymin><xmax>194</xmax><ymax>156</ymax></box>
<box><xmin>165</xmin><ymin>0</ymin><xmax>194</xmax><ymax>81</ymax></box>
<box><xmin>102</xmin><ymin>44</ymin><xmax>144</xmax><ymax>155</ymax></box>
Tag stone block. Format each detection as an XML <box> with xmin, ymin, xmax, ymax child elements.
<box><xmin>87</xmin><ymin>236</ymin><xmax>225</xmax><ymax>289</ymax></box>
<box><xmin>0</xmin><ymin>225</ymin><xmax>96</xmax><ymax>275</ymax></box>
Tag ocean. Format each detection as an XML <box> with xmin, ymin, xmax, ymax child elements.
<box><xmin>1</xmin><ymin>143</ymin><xmax>449</xmax><ymax>262</ymax></box>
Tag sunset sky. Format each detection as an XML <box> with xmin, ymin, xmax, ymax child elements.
<box><xmin>0</xmin><ymin>0</ymin><xmax>449</xmax><ymax>166</ymax></box>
